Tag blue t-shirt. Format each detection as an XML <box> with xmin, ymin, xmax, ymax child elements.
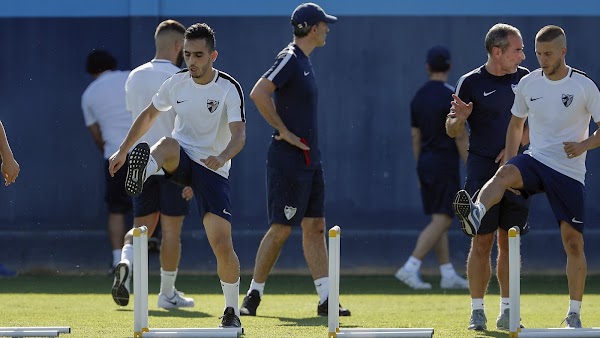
<box><xmin>264</xmin><ymin>43</ymin><xmax>320</xmax><ymax>169</ymax></box>
<box><xmin>456</xmin><ymin>65</ymin><xmax>529</xmax><ymax>159</ymax></box>
<box><xmin>411</xmin><ymin>80</ymin><xmax>458</xmax><ymax>174</ymax></box>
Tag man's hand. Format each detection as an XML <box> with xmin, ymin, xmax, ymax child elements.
<box><xmin>201</xmin><ymin>155</ymin><xmax>227</xmax><ymax>171</ymax></box>
<box><xmin>181</xmin><ymin>186</ymin><xmax>193</xmax><ymax>201</ymax></box>
<box><xmin>1</xmin><ymin>157</ymin><xmax>19</xmax><ymax>186</ymax></box>
<box><xmin>275</xmin><ymin>129</ymin><xmax>309</xmax><ymax>150</ymax></box>
<box><xmin>448</xmin><ymin>94</ymin><xmax>474</xmax><ymax>121</ymax></box>
<box><xmin>108</xmin><ymin>149</ymin><xmax>127</xmax><ymax>177</ymax></box>
<box><xmin>564</xmin><ymin>141</ymin><xmax>586</xmax><ymax>159</ymax></box>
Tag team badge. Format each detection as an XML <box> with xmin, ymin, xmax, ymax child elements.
<box><xmin>207</xmin><ymin>99</ymin><xmax>219</xmax><ymax>113</ymax></box>
<box><xmin>562</xmin><ymin>94</ymin><xmax>574</xmax><ymax>107</ymax></box>
<box><xmin>284</xmin><ymin>206</ymin><xmax>297</xmax><ymax>220</ymax></box>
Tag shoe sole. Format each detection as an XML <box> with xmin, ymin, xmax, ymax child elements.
<box><xmin>126</xmin><ymin>143</ymin><xmax>150</xmax><ymax>197</ymax></box>
<box><xmin>453</xmin><ymin>190</ymin><xmax>477</xmax><ymax>237</ymax></box>
<box><xmin>239</xmin><ymin>307</ymin><xmax>256</xmax><ymax>316</ymax></box>
<box><xmin>111</xmin><ymin>263</ymin><xmax>130</xmax><ymax>306</ymax></box>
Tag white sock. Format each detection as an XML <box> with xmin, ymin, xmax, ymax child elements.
<box><xmin>403</xmin><ymin>256</ymin><xmax>422</xmax><ymax>273</ymax></box>
<box><xmin>248</xmin><ymin>279</ymin><xmax>265</xmax><ymax>297</ymax></box>
<box><xmin>221</xmin><ymin>278</ymin><xmax>240</xmax><ymax>316</ymax></box>
<box><xmin>145</xmin><ymin>155</ymin><xmax>159</xmax><ymax>180</ymax></box>
<box><xmin>112</xmin><ymin>249</ymin><xmax>121</xmax><ymax>267</ymax></box>
<box><xmin>568</xmin><ymin>300</ymin><xmax>582</xmax><ymax>314</ymax></box>
<box><xmin>314</xmin><ymin>277</ymin><xmax>329</xmax><ymax>305</ymax></box>
<box><xmin>121</xmin><ymin>244</ymin><xmax>133</xmax><ymax>263</ymax></box>
<box><xmin>500</xmin><ymin>297</ymin><xmax>510</xmax><ymax>313</ymax></box>
<box><xmin>439</xmin><ymin>263</ymin><xmax>456</xmax><ymax>279</ymax></box>
<box><xmin>471</xmin><ymin>298</ymin><xmax>484</xmax><ymax>311</ymax></box>
<box><xmin>475</xmin><ymin>202</ymin><xmax>487</xmax><ymax>218</ymax></box>
<box><xmin>160</xmin><ymin>269</ymin><xmax>177</xmax><ymax>297</ymax></box>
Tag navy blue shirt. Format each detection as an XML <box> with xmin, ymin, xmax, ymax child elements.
<box><xmin>411</xmin><ymin>80</ymin><xmax>458</xmax><ymax>173</ymax></box>
<box><xmin>264</xmin><ymin>43</ymin><xmax>320</xmax><ymax>169</ymax></box>
<box><xmin>456</xmin><ymin>65</ymin><xmax>529</xmax><ymax>159</ymax></box>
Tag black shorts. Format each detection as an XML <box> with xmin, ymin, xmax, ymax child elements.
<box><xmin>466</xmin><ymin>153</ymin><xmax>529</xmax><ymax>235</ymax></box>
<box><xmin>103</xmin><ymin>159</ymin><xmax>132</xmax><ymax>214</ymax></box>
<box><xmin>166</xmin><ymin>148</ymin><xmax>231</xmax><ymax>222</ymax></box>
<box><xmin>267</xmin><ymin>165</ymin><xmax>325</xmax><ymax>226</ymax></box>
<box><xmin>133</xmin><ymin>175</ymin><xmax>189</xmax><ymax>217</ymax></box>
<box><xmin>418</xmin><ymin>170</ymin><xmax>459</xmax><ymax>216</ymax></box>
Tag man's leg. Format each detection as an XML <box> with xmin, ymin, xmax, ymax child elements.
<box><xmin>466</xmin><ymin>232</ymin><xmax>495</xmax><ymax>330</ymax></box>
<box><xmin>495</xmin><ymin>229</ymin><xmax>512</xmax><ymax>329</ymax></box>
<box><xmin>561</xmin><ymin>221</ymin><xmax>586</xmax><ymax>328</ymax></box>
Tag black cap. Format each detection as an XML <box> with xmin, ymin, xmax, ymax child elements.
<box><xmin>291</xmin><ymin>3</ymin><xmax>337</xmax><ymax>29</ymax></box>
<box><xmin>426</xmin><ymin>45</ymin><xmax>451</xmax><ymax>71</ymax></box>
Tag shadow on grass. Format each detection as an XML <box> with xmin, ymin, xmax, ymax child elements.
<box><xmin>1</xmin><ymin>274</ymin><xmax>600</xmax><ymax>295</ymax></box>
<box><xmin>258</xmin><ymin>315</ymin><xmax>326</xmax><ymax>327</ymax></box>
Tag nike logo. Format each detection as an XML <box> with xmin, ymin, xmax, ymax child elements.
<box><xmin>223</xmin><ymin>209</ymin><xmax>232</xmax><ymax>216</ymax></box>
<box><xmin>304</xmin><ymin>71</ymin><xmax>310</xmax><ymax>76</ymax></box>
<box><xmin>530</xmin><ymin>96</ymin><xmax>543</xmax><ymax>101</ymax></box>
<box><xmin>572</xmin><ymin>217</ymin><xmax>583</xmax><ymax>224</ymax></box>
<box><xmin>483</xmin><ymin>90</ymin><xmax>496</xmax><ymax>96</ymax></box>
<box><xmin>176</xmin><ymin>100</ymin><xmax>187</xmax><ymax>104</ymax></box>
<box><xmin>164</xmin><ymin>298</ymin><xmax>178</xmax><ymax>305</ymax></box>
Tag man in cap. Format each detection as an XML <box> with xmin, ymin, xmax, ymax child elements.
<box><xmin>394</xmin><ymin>46</ymin><xmax>469</xmax><ymax>290</ymax></box>
<box><xmin>239</xmin><ymin>3</ymin><xmax>350</xmax><ymax>317</ymax></box>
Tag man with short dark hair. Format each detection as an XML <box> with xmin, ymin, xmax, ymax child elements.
<box><xmin>240</xmin><ymin>3</ymin><xmax>350</xmax><ymax>318</ymax></box>
<box><xmin>81</xmin><ymin>50</ymin><xmax>132</xmax><ymax>273</ymax></box>
<box><xmin>395</xmin><ymin>46</ymin><xmax>469</xmax><ymax>290</ymax></box>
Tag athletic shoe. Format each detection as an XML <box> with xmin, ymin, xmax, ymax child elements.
<box><xmin>453</xmin><ymin>190</ymin><xmax>482</xmax><ymax>237</ymax></box>
<box><xmin>240</xmin><ymin>290</ymin><xmax>261</xmax><ymax>316</ymax></box>
<box><xmin>394</xmin><ymin>267</ymin><xmax>432</xmax><ymax>290</ymax></box>
<box><xmin>111</xmin><ymin>260</ymin><xmax>131</xmax><ymax>306</ymax></box>
<box><xmin>157</xmin><ymin>289</ymin><xmax>195</xmax><ymax>309</ymax></box>
<box><xmin>468</xmin><ymin>309</ymin><xmax>487</xmax><ymax>331</ymax></box>
<box><xmin>0</xmin><ymin>264</ymin><xmax>17</xmax><ymax>278</ymax></box>
<box><xmin>496</xmin><ymin>308</ymin><xmax>525</xmax><ymax>330</ymax></box>
<box><xmin>220</xmin><ymin>307</ymin><xmax>242</xmax><ymax>328</ymax></box>
<box><xmin>317</xmin><ymin>299</ymin><xmax>351</xmax><ymax>316</ymax></box>
<box><xmin>126</xmin><ymin>142</ymin><xmax>150</xmax><ymax>197</ymax></box>
<box><xmin>440</xmin><ymin>274</ymin><xmax>469</xmax><ymax>289</ymax></box>
<box><xmin>564</xmin><ymin>312</ymin><xmax>582</xmax><ymax>328</ymax></box>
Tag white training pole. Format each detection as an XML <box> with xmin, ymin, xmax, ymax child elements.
<box><xmin>134</xmin><ymin>226</ymin><xmax>149</xmax><ymax>338</ymax></box>
<box><xmin>327</xmin><ymin>226</ymin><xmax>434</xmax><ymax>338</ymax></box>
<box><xmin>509</xmin><ymin>226</ymin><xmax>521</xmax><ymax>336</ymax></box>
<box><xmin>328</xmin><ymin>226</ymin><xmax>341</xmax><ymax>337</ymax></box>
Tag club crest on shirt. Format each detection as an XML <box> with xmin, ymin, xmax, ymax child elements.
<box><xmin>284</xmin><ymin>206</ymin><xmax>297</xmax><ymax>220</ymax></box>
<box><xmin>562</xmin><ymin>94</ymin><xmax>574</xmax><ymax>107</ymax></box>
<box><xmin>511</xmin><ymin>84</ymin><xmax>517</xmax><ymax>93</ymax></box>
<box><xmin>207</xmin><ymin>99</ymin><xmax>219</xmax><ymax>113</ymax></box>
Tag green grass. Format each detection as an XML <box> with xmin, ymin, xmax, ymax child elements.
<box><xmin>1</xmin><ymin>274</ymin><xmax>599</xmax><ymax>337</ymax></box>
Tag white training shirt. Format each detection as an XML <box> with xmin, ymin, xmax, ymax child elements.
<box><xmin>125</xmin><ymin>59</ymin><xmax>180</xmax><ymax>147</ymax></box>
<box><xmin>81</xmin><ymin>70</ymin><xmax>132</xmax><ymax>159</ymax></box>
<box><xmin>152</xmin><ymin>69</ymin><xmax>245</xmax><ymax>178</ymax></box>
<box><xmin>512</xmin><ymin>67</ymin><xmax>600</xmax><ymax>184</ymax></box>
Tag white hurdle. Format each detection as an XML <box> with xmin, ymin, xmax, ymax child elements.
<box><xmin>508</xmin><ymin>226</ymin><xmax>600</xmax><ymax>337</ymax></box>
<box><xmin>328</xmin><ymin>226</ymin><xmax>434</xmax><ymax>338</ymax></box>
<box><xmin>0</xmin><ymin>327</ymin><xmax>70</xmax><ymax>337</ymax></box>
<box><xmin>133</xmin><ymin>226</ymin><xmax>242</xmax><ymax>338</ymax></box>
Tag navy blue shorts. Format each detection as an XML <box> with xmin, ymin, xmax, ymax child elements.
<box><xmin>465</xmin><ymin>154</ymin><xmax>529</xmax><ymax>235</ymax></box>
<box><xmin>166</xmin><ymin>148</ymin><xmax>231</xmax><ymax>222</ymax></box>
<box><xmin>418</xmin><ymin>170</ymin><xmax>459</xmax><ymax>216</ymax></box>
<box><xmin>508</xmin><ymin>154</ymin><xmax>585</xmax><ymax>233</ymax></box>
<box><xmin>104</xmin><ymin>159</ymin><xmax>132</xmax><ymax>214</ymax></box>
<box><xmin>267</xmin><ymin>165</ymin><xmax>325</xmax><ymax>227</ymax></box>
<box><xmin>133</xmin><ymin>175</ymin><xmax>189</xmax><ymax>217</ymax></box>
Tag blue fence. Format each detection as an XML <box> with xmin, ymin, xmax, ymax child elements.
<box><xmin>1</xmin><ymin>1</ymin><xmax>600</xmax><ymax>274</ymax></box>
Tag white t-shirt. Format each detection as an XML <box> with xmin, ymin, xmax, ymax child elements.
<box><xmin>512</xmin><ymin>67</ymin><xmax>600</xmax><ymax>184</ymax></box>
<box><xmin>81</xmin><ymin>70</ymin><xmax>132</xmax><ymax>159</ymax></box>
<box><xmin>152</xmin><ymin>69</ymin><xmax>245</xmax><ymax>178</ymax></box>
<box><xmin>125</xmin><ymin>59</ymin><xmax>180</xmax><ymax>146</ymax></box>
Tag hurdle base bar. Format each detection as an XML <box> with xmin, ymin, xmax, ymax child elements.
<box><xmin>328</xmin><ymin>226</ymin><xmax>435</xmax><ymax>338</ymax></box>
<box><xmin>512</xmin><ymin>328</ymin><xmax>600</xmax><ymax>338</ymax></box>
<box><xmin>141</xmin><ymin>327</ymin><xmax>242</xmax><ymax>337</ymax></box>
<box><xmin>0</xmin><ymin>327</ymin><xmax>70</xmax><ymax>337</ymax></box>
<box><xmin>331</xmin><ymin>328</ymin><xmax>434</xmax><ymax>337</ymax></box>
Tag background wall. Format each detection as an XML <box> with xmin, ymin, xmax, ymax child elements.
<box><xmin>1</xmin><ymin>0</ymin><xmax>600</xmax><ymax>274</ymax></box>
